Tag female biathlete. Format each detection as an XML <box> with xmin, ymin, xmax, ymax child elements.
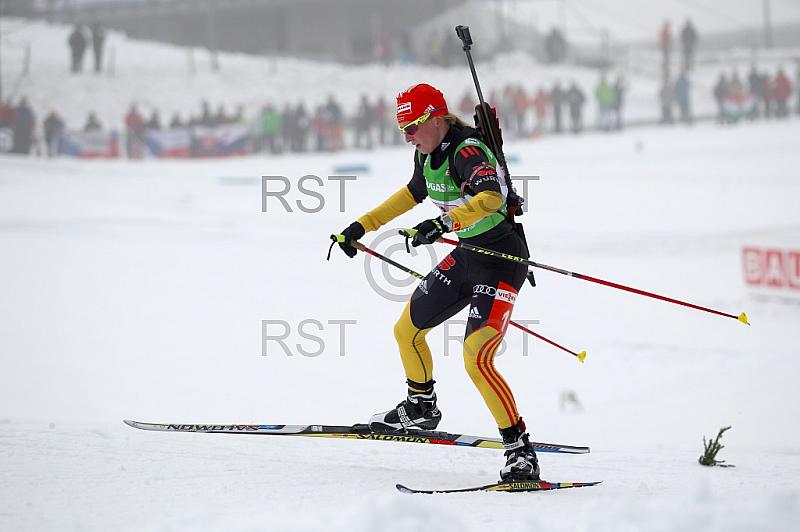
<box><xmin>335</xmin><ymin>83</ymin><xmax>538</xmax><ymax>481</ymax></box>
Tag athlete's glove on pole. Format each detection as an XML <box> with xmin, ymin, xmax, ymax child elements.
<box><xmin>336</xmin><ymin>221</ymin><xmax>365</xmax><ymax>258</ymax></box>
<box><xmin>412</xmin><ymin>215</ymin><xmax>452</xmax><ymax>247</ymax></box>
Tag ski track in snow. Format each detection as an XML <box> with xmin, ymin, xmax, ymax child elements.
<box><xmin>1</xmin><ymin>17</ymin><xmax>800</xmax><ymax>532</ymax></box>
<box><xmin>2</xmin><ymin>420</ymin><xmax>799</xmax><ymax>531</ymax></box>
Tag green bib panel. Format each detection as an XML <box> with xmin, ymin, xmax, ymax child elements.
<box><xmin>420</xmin><ymin>138</ymin><xmax>507</xmax><ymax>238</ymax></box>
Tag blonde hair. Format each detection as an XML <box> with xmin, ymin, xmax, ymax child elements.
<box><xmin>443</xmin><ymin>113</ymin><xmax>472</xmax><ymax>128</ymax></box>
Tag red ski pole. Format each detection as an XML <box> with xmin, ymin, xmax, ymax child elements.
<box><xmin>329</xmin><ymin>234</ymin><xmax>587</xmax><ymax>362</ymax></box>
<box><xmin>432</xmin><ymin>235</ymin><xmax>749</xmax><ymax>326</ymax></box>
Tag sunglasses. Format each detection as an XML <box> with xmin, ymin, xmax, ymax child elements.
<box><xmin>398</xmin><ymin>106</ymin><xmax>446</xmax><ymax>135</ymax></box>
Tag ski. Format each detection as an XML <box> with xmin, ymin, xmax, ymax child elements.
<box><xmin>123</xmin><ymin>420</ymin><xmax>590</xmax><ymax>454</ymax></box>
<box><xmin>396</xmin><ymin>480</ymin><xmax>602</xmax><ymax>494</ymax></box>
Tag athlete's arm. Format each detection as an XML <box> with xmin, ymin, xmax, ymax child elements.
<box><xmin>357</xmin><ymin>186</ymin><xmax>419</xmax><ymax>232</ymax></box>
<box><xmin>445</xmin><ymin>146</ymin><xmax>505</xmax><ymax>231</ymax></box>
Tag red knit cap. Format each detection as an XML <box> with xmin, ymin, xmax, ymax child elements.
<box><xmin>396</xmin><ymin>83</ymin><xmax>448</xmax><ymax>124</ymax></box>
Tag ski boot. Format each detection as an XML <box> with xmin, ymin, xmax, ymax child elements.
<box><xmin>499</xmin><ymin>419</ymin><xmax>541</xmax><ymax>481</ymax></box>
<box><xmin>369</xmin><ymin>380</ymin><xmax>441</xmax><ymax>433</ymax></box>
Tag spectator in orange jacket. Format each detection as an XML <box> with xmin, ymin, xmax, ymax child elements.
<box><xmin>531</xmin><ymin>87</ymin><xmax>550</xmax><ymax>136</ymax></box>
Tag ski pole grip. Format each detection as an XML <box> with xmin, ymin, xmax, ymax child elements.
<box><xmin>330</xmin><ymin>234</ymin><xmax>365</xmax><ymax>249</ymax></box>
<box><xmin>328</xmin><ymin>234</ymin><xmax>365</xmax><ymax>260</ymax></box>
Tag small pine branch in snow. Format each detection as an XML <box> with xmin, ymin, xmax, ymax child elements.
<box><xmin>699</xmin><ymin>426</ymin><xmax>735</xmax><ymax>467</ymax></box>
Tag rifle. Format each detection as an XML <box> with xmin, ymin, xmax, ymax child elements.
<box><xmin>455</xmin><ymin>25</ymin><xmax>524</xmax><ymax>218</ymax></box>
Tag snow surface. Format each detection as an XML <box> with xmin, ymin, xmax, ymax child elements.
<box><xmin>2</xmin><ymin>17</ymin><xmax>800</xmax><ymax>532</ymax></box>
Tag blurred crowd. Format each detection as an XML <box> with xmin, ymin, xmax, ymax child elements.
<box><xmin>712</xmin><ymin>66</ymin><xmax>796</xmax><ymax>123</ymax></box>
<box><xmin>2</xmin><ymin>69</ymin><xmax>798</xmax><ymax>159</ymax></box>
<box><xmin>1</xmin><ymin>15</ymin><xmax>798</xmax><ymax>159</ymax></box>
<box><xmin>120</xmin><ymin>96</ymin><xmax>395</xmax><ymax>158</ymax></box>
<box><xmin>0</xmin><ymin>81</ymin><xmax>620</xmax><ymax>158</ymax></box>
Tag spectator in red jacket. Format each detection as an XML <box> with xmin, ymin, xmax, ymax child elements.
<box><xmin>0</xmin><ymin>99</ymin><xmax>17</xmax><ymax>122</ymax></box>
<box><xmin>511</xmin><ymin>85</ymin><xmax>529</xmax><ymax>137</ymax></box>
<box><xmin>772</xmin><ymin>68</ymin><xmax>792</xmax><ymax>118</ymax></box>
<box><xmin>531</xmin><ymin>87</ymin><xmax>550</xmax><ymax>137</ymax></box>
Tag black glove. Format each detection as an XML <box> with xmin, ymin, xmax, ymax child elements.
<box><xmin>412</xmin><ymin>216</ymin><xmax>450</xmax><ymax>247</ymax></box>
<box><xmin>336</xmin><ymin>221</ymin><xmax>365</xmax><ymax>258</ymax></box>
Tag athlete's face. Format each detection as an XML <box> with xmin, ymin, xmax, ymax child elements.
<box><xmin>402</xmin><ymin>116</ymin><xmax>446</xmax><ymax>155</ymax></box>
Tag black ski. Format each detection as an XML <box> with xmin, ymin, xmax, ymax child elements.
<box><xmin>396</xmin><ymin>480</ymin><xmax>602</xmax><ymax>494</ymax></box>
<box><xmin>123</xmin><ymin>420</ymin><xmax>589</xmax><ymax>454</ymax></box>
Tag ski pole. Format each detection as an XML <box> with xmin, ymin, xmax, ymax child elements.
<box><xmin>329</xmin><ymin>234</ymin><xmax>587</xmax><ymax>362</ymax></box>
<box><xmin>423</xmin><ymin>233</ymin><xmax>749</xmax><ymax>326</ymax></box>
